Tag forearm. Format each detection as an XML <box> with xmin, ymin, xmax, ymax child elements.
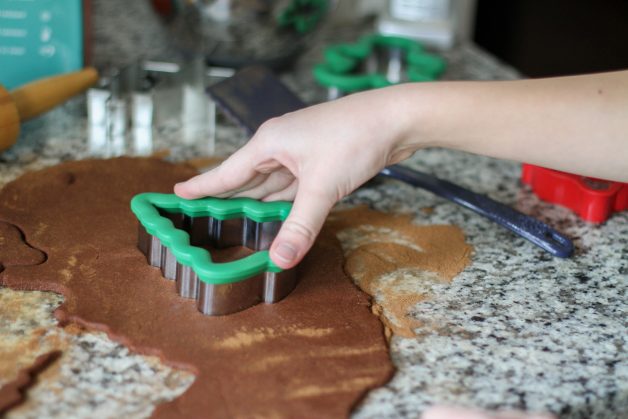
<box><xmin>389</xmin><ymin>70</ymin><xmax>628</xmax><ymax>181</ymax></box>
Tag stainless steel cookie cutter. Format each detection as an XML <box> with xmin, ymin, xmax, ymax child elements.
<box><xmin>131</xmin><ymin>193</ymin><xmax>297</xmax><ymax>316</ymax></box>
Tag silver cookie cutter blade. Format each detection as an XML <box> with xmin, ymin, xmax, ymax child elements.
<box><xmin>137</xmin><ymin>211</ymin><xmax>297</xmax><ymax>316</ymax></box>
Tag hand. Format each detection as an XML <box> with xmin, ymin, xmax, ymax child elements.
<box><xmin>174</xmin><ymin>88</ymin><xmax>415</xmax><ymax>269</ymax></box>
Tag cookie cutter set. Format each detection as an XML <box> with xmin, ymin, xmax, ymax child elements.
<box><xmin>131</xmin><ymin>193</ymin><xmax>297</xmax><ymax>316</ymax></box>
<box><xmin>313</xmin><ymin>34</ymin><xmax>446</xmax><ymax>100</ymax></box>
<box><xmin>87</xmin><ymin>59</ymin><xmax>233</xmax><ymax>157</ymax></box>
<box><xmin>522</xmin><ymin>164</ymin><xmax>628</xmax><ymax>223</ymax></box>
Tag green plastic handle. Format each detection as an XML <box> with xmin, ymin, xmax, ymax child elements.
<box><xmin>130</xmin><ymin>193</ymin><xmax>292</xmax><ymax>284</ymax></box>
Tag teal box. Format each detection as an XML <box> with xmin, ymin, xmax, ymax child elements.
<box><xmin>0</xmin><ymin>0</ymin><xmax>85</xmax><ymax>89</ymax></box>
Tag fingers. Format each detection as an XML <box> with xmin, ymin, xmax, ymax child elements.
<box><xmin>213</xmin><ymin>174</ymin><xmax>269</xmax><ymax>199</ymax></box>
<box><xmin>269</xmin><ymin>182</ymin><xmax>335</xmax><ymax>269</ymax></box>
<box><xmin>262</xmin><ymin>180</ymin><xmax>297</xmax><ymax>202</ymax></box>
<box><xmin>174</xmin><ymin>144</ymin><xmax>260</xmax><ymax>199</ymax></box>
<box><xmin>232</xmin><ymin>169</ymin><xmax>294</xmax><ymax>199</ymax></box>
<box><xmin>421</xmin><ymin>406</ymin><xmax>557</xmax><ymax>419</ymax></box>
<box><xmin>421</xmin><ymin>407</ymin><xmax>495</xmax><ymax>419</ymax></box>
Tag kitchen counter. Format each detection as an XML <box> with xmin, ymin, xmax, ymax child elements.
<box><xmin>1</xmin><ymin>15</ymin><xmax>626</xmax><ymax>419</ymax></box>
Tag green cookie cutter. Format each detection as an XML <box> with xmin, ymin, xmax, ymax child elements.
<box><xmin>278</xmin><ymin>0</ymin><xmax>329</xmax><ymax>34</ymax></box>
<box><xmin>130</xmin><ymin>192</ymin><xmax>292</xmax><ymax>285</ymax></box>
<box><xmin>313</xmin><ymin>34</ymin><xmax>446</xmax><ymax>93</ymax></box>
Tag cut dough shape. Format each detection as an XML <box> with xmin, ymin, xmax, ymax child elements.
<box><xmin>0</xmin><ymin>351</ymin><xmax>61</xmax><ymax>413</ymax></box>
<box><xmin>0</xmin><ymin>221</ymin><xmax>46</xmax><ymax>273</ymax></box>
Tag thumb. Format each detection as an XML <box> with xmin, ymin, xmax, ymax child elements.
<box><xmin>269</xmin><ymin>184</ymin><xmax>335</xmax><ymax>269</ymax></box>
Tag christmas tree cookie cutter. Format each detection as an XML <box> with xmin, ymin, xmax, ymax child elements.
<box><xmin>313</xmin><ymin>34</ymin><xmax>446</xmax><ymax>100</ymax></box>
<box><xmin>131</xmin><ymin>192</ymin><xmax>297</xmax><ymax>316</ymax></box>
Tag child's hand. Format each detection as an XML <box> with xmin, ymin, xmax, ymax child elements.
<box><xmin>174</xmin><ymin>88</ymin><xmax>414</xmax><ymax>269</ymax></box>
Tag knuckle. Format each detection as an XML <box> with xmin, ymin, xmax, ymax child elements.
<box><xmin>282</xmin><ymin>219</ymin><xmax>317</xmax><ymax>243</ymax></box>
<box><xmin>257</xmin><ymin>117</ymin><xmax>283</xmax><ymax>138</ymax></box>
<box><xmin>216</xmin><ymin>175</ymin><xmax>231</xmax><ymax>191</ymax></box>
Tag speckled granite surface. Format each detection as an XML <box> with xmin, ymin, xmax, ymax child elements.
<box><xmin>348</xmin><ymin>151</ymin><xmax>628</xmax><ymax>419</ymax></box>
<box><xmin>1</xmin><ymin>8</ymin><xmax>627</xmax><ymax>419</ymax></box>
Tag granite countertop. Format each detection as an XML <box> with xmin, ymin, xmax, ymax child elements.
<box><xmin>0</xmin><ymin>8</ymin><xmax>627</xmax><ymax>419</ymax></box>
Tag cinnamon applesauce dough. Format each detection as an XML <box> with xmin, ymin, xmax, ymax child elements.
<box><xmin>0</xmin><ymin>158</ymin><xmax>392</xmax><ymax>417</ymax></box>
<box><xmin>0</xmin><ymin>157</ymin><xmax>472</xmax><ymax>417</ymax></box>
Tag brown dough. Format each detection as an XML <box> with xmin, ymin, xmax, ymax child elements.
<box><xmin>0</xmin><ymin>157</ymin><xmax>393</xmax><ymax>418</ymax></box>
<box><xmin>0</xmin><ymin>351</ymin><xmax>61</xmax><ymax>413</ymax></box>
<box><xmin>326</xmin><ymin>208</ymin><xmax>473</xmax><ymax>338</ymax></box>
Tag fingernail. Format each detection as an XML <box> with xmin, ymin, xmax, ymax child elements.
<box><xmin>274</xmin><ymin>242</ymin><xmax>297</xmax><ymax>264</ymax></box>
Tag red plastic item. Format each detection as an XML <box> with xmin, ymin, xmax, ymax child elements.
<box><xmin>521</xmin><ymin>164</ymin><xmax>628</xmax><ymax>223</ymax></box>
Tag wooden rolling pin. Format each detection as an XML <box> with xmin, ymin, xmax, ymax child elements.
<box><xmin>0</xmin><ymin>67</ymin><xmax>99</xmax><ymax>152</ymax></box>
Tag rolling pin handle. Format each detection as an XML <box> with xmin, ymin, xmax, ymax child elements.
<box><xmin>10</xmin><ymin>67</ymin><xmax>99</xmax><ymax>121</ymax></box>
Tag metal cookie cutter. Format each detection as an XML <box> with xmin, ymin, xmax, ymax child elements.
<box><xmin>130</xmin><ymin>193</ymin><xmax>297</xmax><ymax>316</ymax></box>
<box><xmin>313</xmin><ymin>34</ymin><xmax>446</xmax><ymax>100</ymax></box>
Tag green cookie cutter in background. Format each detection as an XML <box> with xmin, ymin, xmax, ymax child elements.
<box><xmin>131</xmin><ymin>193</ymin><xmax>292</xmax><ymax>284</ymax></box>
<box><xmin>278</xmin><ymin>0</ymin><xmax>329</xmax><ymax>34</ymax></box>
<box><xmin>313</xmin><ymin>34</ymin><xmax>446</xmax><ymax>94</ymax></box>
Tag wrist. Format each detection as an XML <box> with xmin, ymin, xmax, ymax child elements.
<box><xmin>382</xmin><ymin>82</ymin><xmax>445</xmax><ymax>164</ymax></box>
